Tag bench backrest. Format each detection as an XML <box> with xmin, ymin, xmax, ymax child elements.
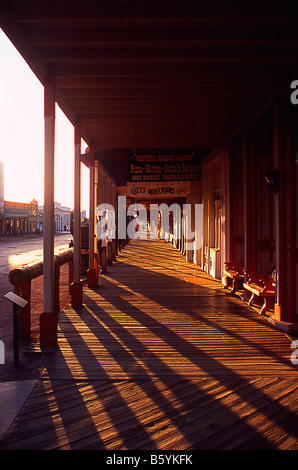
<box><xmin>266</xmin><ymin>260</ymin><xmax>276</xmax><ymax>282</ymax></box>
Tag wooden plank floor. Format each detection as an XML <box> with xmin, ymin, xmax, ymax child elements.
<box><xmin>0</xmin><ymin>238</ymin><xmax>297</xmax><ymax>450</ymax></box>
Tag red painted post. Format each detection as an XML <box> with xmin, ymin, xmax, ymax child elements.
<box><xmin>107</xmin><ymin>241</ymin><xmax>113</xmax><ymax>266</ymax></box>
<box><xmin>68</xmin><ymin>257</ymin><xmax>73</xmax><ymax>293</ymax></box>
<box><xmin>11</xmin><ymin>277</ymin><xmax>31</xmax><ymax>340</ymax></box>
<box><xmin>87</xmin><ymin>146</ymin><xmax>99</xmax><ymax>287</ymax></box>
<box><xmin>70</xmin><ymin>117</ymin><xmax>83</xmax><ymax>307</ymax></box>
<box><xmin>40</xmin><ymin>64</ymin><xmax>58</xmax><ymax>348</ymax></box>
<box><xmin>16</xmin><ymin>280</ymin><xmax>31</xmax><ymax>340</ymax></box>
<box><xmin>101</xmin><ymin>244</ymin><xmax>107</xmax><ymax>273</ymax></box>
<box><xmin>54</xmin><ymin>264</ymin><xmax>60</xmax><ymax>312</ymax></box>
<box><xmin>243</xmin><ymin>125</ymin><xmax>258</xmax><ymax>283</ymax></box>
<box><xmin>9</xmin><ymin>262</ymin><xmax>42</xmax><ymax>340</ymax></box>
<box><xmin>273</xmin><ymin>98</ymin><xmax>297</xmax><ymax>326</ymax></box>
<box><xmin>111</xmin><ymin>239</ymin><xmax>116</xmax><ymax>261</ymax></box>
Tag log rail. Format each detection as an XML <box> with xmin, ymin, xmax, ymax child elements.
<box><xmin>8</xmin><ymin>248</ymin><xmax>74</xmax><ymax>340</ymax></box>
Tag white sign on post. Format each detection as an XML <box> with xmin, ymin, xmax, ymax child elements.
<box><xmin>4</xmin><ymin>292</ymin><xmax>28</xmax><ymax>308</ymax></box>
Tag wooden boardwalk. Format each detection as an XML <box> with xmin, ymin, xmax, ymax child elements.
<box><xmin>0</xmin><ymin>238</ymin><xmax>297</xmax><ymax>450</ymax></box>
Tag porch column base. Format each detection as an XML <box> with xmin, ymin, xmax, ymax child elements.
<box><xmin>70</xmin><ymin>281</ymin><xmax>83</xmax><ymax>307</ymax></box>
<box><xmin>40</xmin><ymin>312</ymin><xmax>58</xmax><ymax>348</ymax></box>
<box><xmin>268</xmin><ymin>315</ymin><xmax>298</xmax><ymax>334</ymax></box>
<box><xmin>87</xmin><ymin>268</ymin><xmax>99</xmax><ymax>288</ymax></box>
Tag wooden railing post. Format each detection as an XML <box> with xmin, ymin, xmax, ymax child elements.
<box><xmin>17</xmin><ymin>279</ymin><xmax>31</xmax><ymax>340</ymax></box>
<box><xmin>71</xmin><ymin>117</ymin><xmax>83</xmax><ymax>307</ymax></box>
<box><xmin>54</xmin><ymin>248</ymin><xmax>75</xmax><ymax>312</ymax></box>
<box><xmin>68</xmin><ymin>258</ymin><xmax>73</xmax><ymax>293</ymax></box>
<box><xmin>87</xmin><ymin>146</ymin><xmax>98</xmax><ymax>288</ymax></box>
<box><xmin>54</xmin><ymin>264</ymin><xmax>60</xmax><ymax>312</ymax></box>
<box><xmin>9</xmin><ymin>262</ymin><xmax>43</xmax><ymax>340</ymax></box>
<box><xmin>107</xmin><ymin>241</ymin><xmax>113</xmax><ymax>266</ymax></box>
<box><xmin>100</xmin><ymin>244</ymin><xmax>107</xmax><ymax>273</ymax></box>
<box><xmin>111</xmin><ymin>239</ymin><xmax>116</xmax><ymax>261</ymax></box>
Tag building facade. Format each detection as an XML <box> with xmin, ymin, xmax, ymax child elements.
<box><xmin>0</xmin><ymin>196</ymin><xmax>71</xmax><ymax>236</ymax></box>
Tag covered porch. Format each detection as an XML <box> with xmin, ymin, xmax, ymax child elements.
<box><xmin>1</xmin><ymin>0</ymin><xmax>297</xmax><ymax>346</ymax></box>
<box><xmin>0</xmin><ymin>0</ymin><xmax>298</xmax><ymax>451</ymax></box>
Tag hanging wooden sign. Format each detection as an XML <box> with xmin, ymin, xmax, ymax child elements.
<box><xmin>127</xmin><ymin>181</ymin><xmax>191</xmax><ymax>198</ymax></box>
<box><xmin>128</xmin><ymin>152</ymin><xmax>201</xmax><ymax>182</ymax></box>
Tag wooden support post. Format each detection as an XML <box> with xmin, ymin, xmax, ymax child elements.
<box><xmin>107</xmin><ymin>241</ymin><xmax>113</xmax><ymax>266</ymax></box>
<box><xmin>87</xmin><ymin>146</ymin><xmax>99</xmax><ymax>287</ymax></box>
<box><xmin>70</xmin><ymin>117</ymin><xmax>83</xmax><ymax>307</ymax></box>
<box><xmin>54</xmin><ymin>264</ymin><xmax>60</xmax><ymax>312</ymax></box>
<box><xmin>40</xmin><ymin>65</ymin><xmax>57</xmax><ymax>348</ymax></box>
<box><xmin>115</xmin><ymin>191</ymin><xmax>120</xmax><ymax>254</ymax></box>
<box><xmin>68</xmin><ymin>257</ymin><xmax>73</xmax><ymax>293</ymax></box>
<box><xmin>111</xmin><ymin>239</ymin><xmax>116</xmax><ymax>261</ymax></box>
<box><xmin>101</xmin><ymin>244</ymin><xmax>107</xmax><ymax>273</ymax></box>
<box><xmin>243</xmin><ymin>126</ymin><xmax>258</xmax><ymax>285</ymax></box>
<box><xmin>14</xmin><ymin>280</ymin><xmax>31</xmax><ymax>340</ymax></box>
<box><xmin>94</xmin><ymin>160</ymin><xmax>99</xmax><ymax>277</ymax></box>
<box><xmin>272</xmin><ymin>98</ymin><xmax>297</xmax><ymax>327</ymax></box>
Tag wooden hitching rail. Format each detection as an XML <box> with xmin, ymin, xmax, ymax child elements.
<box><xmin>8</xmin><ymin>248</ymin><xmax>74</xmax><ymax>340</ymax></box>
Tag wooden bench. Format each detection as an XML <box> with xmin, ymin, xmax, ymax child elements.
<box><xmin>243</xmin><ymin>264</ymin><xmax>276</xmax><ymax>315</ymax></box>
<box><xmin>223</xmin><ymin>262</ymin><xmax>244</xmax><ymax>295</ymax></box>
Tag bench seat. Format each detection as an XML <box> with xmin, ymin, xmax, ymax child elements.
<box><xmin>223</xmin><ymin>262</ymin><xmax>244</xmax><ymax>295</ymax></box>
<box><xmin>243</xmin><ymin>274</ymin><xmax>275</xmax><ymax>315</ymax></box>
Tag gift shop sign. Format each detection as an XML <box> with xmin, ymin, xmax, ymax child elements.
<box><xmin>127</xmin><ymin>181</ymin><xmax>191</xmax><ymax>198</ymax></box>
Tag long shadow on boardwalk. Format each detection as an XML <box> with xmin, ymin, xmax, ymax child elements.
<box><xmin>0</xmin><ymin>240</ymin><xmax>297</xmax><ymax>450</ymax></box>
<box><xmin>78</xmin><ymin>262</ymin><xmax>297</xmax><ymax>449</ymax></box>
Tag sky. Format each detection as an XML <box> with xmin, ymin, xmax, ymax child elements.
<box><xmin>0</xmin><ymin>28</ymin><xmax>89</xmax><ymax>212</ymax></box>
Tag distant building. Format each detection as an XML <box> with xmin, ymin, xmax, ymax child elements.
<box><xmin>55</xmin><ymin>202</ymin><xmax>71</xmax><ymax>231</ymax></box>
<box><xmin>1</xmin><ymin>198</ymin><xmax>38</xmax><ymax>236</ymax></box>
<box><xmin>0</xmin><ymin>162</ymin><xmax>4</xmax><ymax>235</ymax></box>
<box><xmin>36</xmin><ymin>202</ymin><xmax>71</xmax><ymax>232</ymax></box>
<box><xmin>0</xmin><ymin>199</ymin><xmax>71</xmax><ymax>236</ymax></box>
<box><xmin>0</xmin><ymin>161</ymin><xmax>71</xmax><ymax>236</ymax></box>
<box><xmin>0</xmin><ymin>162</ymin><xmax>4</xmax><ymax>203</ymax></box>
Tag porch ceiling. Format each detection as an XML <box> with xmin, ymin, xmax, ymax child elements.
<box><xmin>1</xmin><ymin>0</ymin><xmax>298</xmax><ymax>169</ymax></box>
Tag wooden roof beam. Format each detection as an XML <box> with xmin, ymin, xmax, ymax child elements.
<box><xmin>37</xmin><ymin>46</ymin><xmax>298</xmax><ymax>63</ymax></box>
<box><xmin>54</xmin><ymin>64</ymin><xmax>297</xmax><ymax>79</ymax></box>
<box><xmin>56</xmin><ymin>75</ymin><xmax>289</xmax><ymax>88</ymax></box>
<box><xmin>86</xmin><ymin>130</ymin><xmax>232</xmax><ymax>137</ymax></box>
<box><xmin>0</xmin><ymin>2</ymin><xmax>46</xmax><ymax>82</ymax></box>
<box><xmin>87</xmin><ymin>137</ymin><xmax>229</xmax><ymax>151</ymax></box>
<box><xmin>74</xmin><ymin>106</ymin><xmax>258</xmax><ymax>116</ymax></box>
<box><xmin>27</xmin><ymin>28</ymin><xmax>298</xmax><ymax>46</ymax></box>
<box><xmin>63</xmin><ymin>96</ymin><xmax>266</xmax><ymax>107</ymax></box>
<box><xmin>13</xmin><ymin>4</ymin><xmax>296</xmax><ymax>23</ymax></box>
<box><xmin>81</xmin><ymin>114</ymin><xmax>248</xmax><ymax>123</ymax></box>
<box><xmin>58</xmin><ymin>86</ymin><xmax>276</xmax><ymax>99</ymax></box>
